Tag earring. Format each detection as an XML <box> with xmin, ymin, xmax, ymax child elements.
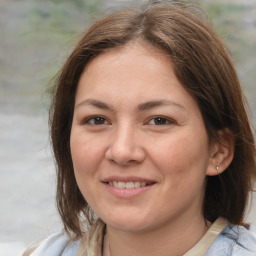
<box><xmin>216</xmin><ymin>166</ymin><xmax>219</xmax><ymax>171</ymax></box>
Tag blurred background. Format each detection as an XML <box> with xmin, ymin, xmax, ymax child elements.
<box><xmin>0</xmin><ymin>0</ymin><xmax>255</xmax><ymax>255</ymax></box>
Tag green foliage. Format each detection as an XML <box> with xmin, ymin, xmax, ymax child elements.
<box><xmin>26</xmin><ymin>0</ymin><xmax>102</xmax><ymax>40</ymax></box>
<box><xmin>206</xmin><ymin>2</ymin><xmax>223</xmax><ymax>18</ymax></box>
<box><xmin>19</xmin><ymin>0</ymin><xmax>103</xmax><ymax>99</ymax></box>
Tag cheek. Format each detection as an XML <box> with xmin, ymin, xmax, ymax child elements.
<box><xmin>70</xmin><ymin>133</ymin><xmax>101</xmax><ymax>200</ymax></box>
<box><xmin>70</xmin><ymin>141</ymin><xmax>95</xmax><ymax>197</ymax></box>
<box><xmin>151</xmin><ymin>133</ymin><xmax>209</xmax><ymax>180</ymax></box>
<box><xmin>70</xmin><ymin>131</ymin><xmax>104</xmax><ymax>173</ymax></box>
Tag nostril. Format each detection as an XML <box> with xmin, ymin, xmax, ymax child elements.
<box><xmin>105</xmin><ymin>144</ymin><xmax>145</xmax><ymax>166</ymax></box>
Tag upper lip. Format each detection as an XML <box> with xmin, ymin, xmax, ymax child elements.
<box><xmin>101</xmin><ymin>176</ymin><xmax>156</xmax><ymax>184</ymax></box>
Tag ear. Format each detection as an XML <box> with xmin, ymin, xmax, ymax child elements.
<box><xmin>206</xmin><ymin>128</ymin><xmax>235</xmax><ymax>176</ymax></box>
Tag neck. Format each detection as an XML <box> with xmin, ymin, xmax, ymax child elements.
<box><xmin>105</xmin><ymin>214</ymin><xmax>210</xmax><ymax>256</ymax></box>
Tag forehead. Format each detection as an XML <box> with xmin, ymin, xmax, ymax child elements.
<box><xmin>75</xmin><ymin>42</ymin><xmax>199</xmax><ymax>114</ymax></box>
<box><xmin>84</xmin><ymin>41</ymin><xmax>171</xmax><ymax>76</ymax></box>
<box><xmin>77</xmin><ymin>42</ymin><xmax>177</xmax><ymax>95</ymax></box>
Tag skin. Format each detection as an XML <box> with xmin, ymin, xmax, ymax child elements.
<box><xmin>70</xmin><ymin>42</ymin><xmax>231</xmax><ymax>256</ymax></box>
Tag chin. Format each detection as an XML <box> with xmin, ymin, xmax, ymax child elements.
<box><xmin>102</xmin><ymin>215</ymin><xmax>154</xmax><ymax>233</ymax></box>
<box><xmin>94</xmin><ymin>205</ymin><xmax>158</xmax><ymax>232</ymax></box>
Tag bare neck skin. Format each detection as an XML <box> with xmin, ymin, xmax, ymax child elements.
<box><xmin>105</xmin><ymin>212</ymin><xmax>210</xmax><ymax>256</ymax></box>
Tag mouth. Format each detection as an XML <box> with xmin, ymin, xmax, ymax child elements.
<box><xmin>102</xmin><ymin>177</ymin><xmax>156</xmax><ymax>198</ymax></box>
<box><xmin>106</xmin><ymin>181</ymin><xmax>154</xmax><ymax>189</ymax></box>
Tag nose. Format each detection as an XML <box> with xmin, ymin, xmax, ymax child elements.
<box><xmin>105</xmin><ymin>125</ymin><xmax>146</xmax><ymax>166</ymax></box>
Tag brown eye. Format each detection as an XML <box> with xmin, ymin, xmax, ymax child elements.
<box><xmin>148</xmin><ymin>117</ymin><xmax>173</xmax><ymax>125</ymax></box>
<box><xmin>85</xmin><ymin>116</ymin><xmax>108</xmax><ymax>125</ymax></box>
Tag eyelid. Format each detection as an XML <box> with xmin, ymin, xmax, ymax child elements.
<box><xmin>80</xmin><ymin>115</ymin><xmax>110</xmax><ymax>125</ymax></box>
<box><xmin>79</xmin><ymin>115</ymin><xmax>176</xmax><ymax>126</ymax></box>
<box><xmin>146</xmin><ymin>116</ymin><xmax>176</xmax><ymax>125</ymax></box>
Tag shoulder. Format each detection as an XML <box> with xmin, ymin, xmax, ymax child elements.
<box><xmin>206</xmin><ymin>224</ymin><xmax>256</xmax><ymax>256</ymax></box>
<box><xmin>22</xmin><ymin>231</ymin><xmax>79</xmax><ymax>256</ymax></box>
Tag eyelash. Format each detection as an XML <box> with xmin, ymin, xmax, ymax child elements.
<box><xmin>81</xmin><ymin>115</ymin><xmax>175</xmax><ymax>126</ymax></box>
<box><xmin>81</xmin><ymin>116</ymin><xmax>109</xmax><ymax>125</ymax></box>
<box><xmin>146</xmin><ymin>116</ymin><xmax>175</xmax><ymax>126</ymax></box>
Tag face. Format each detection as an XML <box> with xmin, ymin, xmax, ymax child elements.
<box><xmin>70</xmin><ymin>42</ymin><xmax>214</xmax><ymax>234</ymax></box>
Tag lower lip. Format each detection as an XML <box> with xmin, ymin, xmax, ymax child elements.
<box><xmin>103</xmin><ymin>183</ymin><xmax>155</xmax><ymax>198</ymax></box>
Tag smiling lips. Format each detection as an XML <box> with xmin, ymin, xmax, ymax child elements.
<box><xmin>102</xmin><ymin>178</ymin><xmax>156</xmax><ymax>198</ymax></box>
<box><xmin>108</xmin><ymin>181</ymin><xmax>151</xmax><ymax>189</ymax></box>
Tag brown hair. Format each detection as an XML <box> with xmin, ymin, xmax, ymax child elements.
<box><xmin>49</xmin><ymin>2</ymin><xmax>256</xmax><ymax>239</ymax></box>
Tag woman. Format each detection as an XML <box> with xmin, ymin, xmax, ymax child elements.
<box><xmin>23</xmin><ymin>1</ymin><xmax>256</xmax><ymax>255</ymax></box>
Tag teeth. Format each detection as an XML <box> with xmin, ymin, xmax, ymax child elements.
<box><xmin>108</xmin><ymin>181</ymin><xmax>149</xmax><ymax>189</ymax></box>
<box><xmin>140</xmin><ymin>182</ymin><xmax>146</xmax><ymax>187</ymax></box>
<box><xmin>125</xmin><ymin>182</ymin><xmax>134</xmax><ymax>189</ymax></box>
<box><xmin>117</xmin><ymin>182</ymin><xmax>126</xmax><ymax>189</ymax></box>
<box><xmin>134</xmin><ymin>181</ymin><xmax>140</xmax><ymax>188</ymax></box>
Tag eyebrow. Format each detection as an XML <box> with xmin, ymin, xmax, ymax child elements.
<box><xmin>137</xmin><ymin>100</ymin><xmax>185</xmax><ymax>111</ymax></box>
<box><xmin>75</xmin><ymin>99</ymin><xmax>114</xmax><ymax>110</ymax></box>
<box><xmin>75</xmin><ymin>99</ymin><xmax>185</xmax><ymax>111</ymax></box>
